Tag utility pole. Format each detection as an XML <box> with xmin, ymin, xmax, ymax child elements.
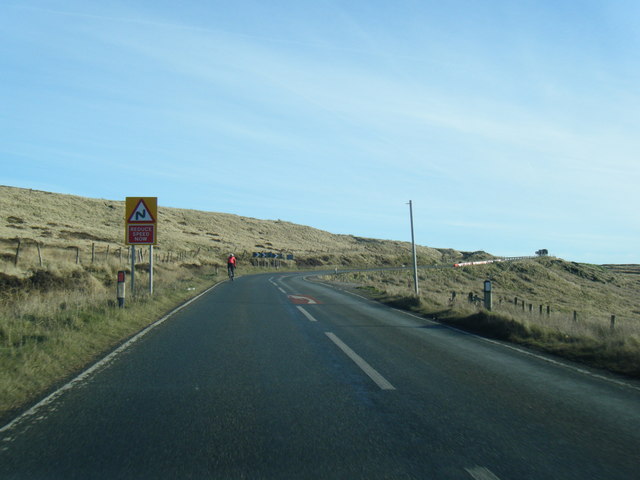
<box><xmin>407</xmin><ymin>200</ymin><xmax>419</xmax><ymax>296</ymax></box>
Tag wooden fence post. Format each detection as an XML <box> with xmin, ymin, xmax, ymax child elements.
<box><xmin>91</xmin><ymin>243</ymin><xmax>95</xmax><ymax>263</ymax></box>
<box><xmin>610</xmin><ymin>315</ymin><xmax>616</xmax><ymax>331</ymax></box>
<box><xmin>75</xmin><ymin>247</ymin><xmax>80</xmax><ymax>264</ymax></box>
<box><xmin>573</xmin><ymin>311</ymin><xmax>577</xmax><ymax>322</ymax></box>
<box><xmin>37</xmin><ymin>243</ymin><xmax>43</xmax><ymax>267</ymax></box>
<box><xmin>14</xmin><ymin>239</ymin><xmax>21</xmax><ymax>266</ymax></box>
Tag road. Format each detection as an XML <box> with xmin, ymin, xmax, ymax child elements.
<box><xmin>1</xmin><ymin>272</ymin><xmax>639</xmax><ymax>479</ymax></box>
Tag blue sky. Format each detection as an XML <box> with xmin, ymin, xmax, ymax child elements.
<box><xmin>2</xmin><ymin>1</ymin><xmax>639</xmax><ymax>264</ymax></box>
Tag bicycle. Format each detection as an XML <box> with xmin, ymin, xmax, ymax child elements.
<box><xmin>227</xmin><ymin>265</ymin><xmax>235</xmax><ymax>281</ymax></box>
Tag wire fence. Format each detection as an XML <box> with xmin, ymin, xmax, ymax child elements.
<box><xmin>453</xmin><ymin>289</ymin><xmax>639</xmax><ymax>337</ymax></box>
<box><xmin>0</xmin><ymin>238</ymin><xmax>214</xmax><ymax>269</ymax></box>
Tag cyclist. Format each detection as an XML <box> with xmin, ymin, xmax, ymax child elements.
<box><xmin>227</xmin><ymin>253</ymin><xmax>237</xmax><ymax>280</ymax></box>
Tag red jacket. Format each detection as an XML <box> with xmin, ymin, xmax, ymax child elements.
<box><xmin>227</xmin><ymin>256</ymin><xmax>236</xmax><ymax>266</ymax></box>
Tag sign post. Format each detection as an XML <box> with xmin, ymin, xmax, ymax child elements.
<box><xmin>125</xmin><ymin>197</ymin><xmax>157</xmax><ymax>296</ymax></box>
<box><xmin>149</xmin><ymin>245</ymin><xmax>153</xmax><ymax>295</ymax></box>
<box><xmin>131</xmin><ymin>245</ymin><xmax>136</xmax><ymax>296</ymax></box>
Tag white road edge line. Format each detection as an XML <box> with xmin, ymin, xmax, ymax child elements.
<box><xmin>325</xmin><ymin>332</ymin><xmax>396</xmax><ymax>391</ymax></box>
<box><xmin>296</xmin><ymin>306</ymin><xmax>318</xmax><ymax>322</ymax></box>
<box><xmin>465</xmin><ymin>466</ymin><xmax>502</xmax><ymax>480</ymax></box>
<box><xmin>0</xmin><ymin>281</ymin><xmax>224</xmax><ymax>435</ymax></box>
<box><xmin>400</xmin><ymin>308</ymin><xmax>640</xmax><ymax>393</ymax></box>
<box><xmin>311</xmin><ymin>279</ymin><xmax>640</xmax><ymax>394</ymax></box>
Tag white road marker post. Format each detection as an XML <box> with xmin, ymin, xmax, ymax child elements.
<box><xmin>484</xmin><ymin>279</ymin><xmax>492</xmax><ymax>311</ymax></box>
<box><xmin>117</xmin><ymin>271</ymin><xmax>126</xmax><ymax>308</ymax></box>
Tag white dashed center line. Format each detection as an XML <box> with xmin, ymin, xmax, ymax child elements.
<box><xmin>296</xmin><ymin>306</ymin><xmax>318</xmax><ymax>322</ymax></box>
<box><xmin>465</xmin><ymin>466</ymin><xmax>501</xmax><ymax>480</ymax></box>
<box><xmin>325</xmin><ymin>332</ymin><xmax>395</xmax><ymax>391</ymax></box>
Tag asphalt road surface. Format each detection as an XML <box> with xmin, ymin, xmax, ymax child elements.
<box><xmin>2</xmin><ymin>272</ymin><xmax>639</xmax><ymax>479</ymax></box>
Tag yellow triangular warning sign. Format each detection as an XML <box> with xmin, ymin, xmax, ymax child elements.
<box><xmin>128</xmin><ymin>198</ymin><xmax>156</xmax><ymax>223</ymax></box>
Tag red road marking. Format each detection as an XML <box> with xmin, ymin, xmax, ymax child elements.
<box><xmin>288</xmin><ymin>295</ymin><xmax>321</xmax><ymax>305</ymax></box>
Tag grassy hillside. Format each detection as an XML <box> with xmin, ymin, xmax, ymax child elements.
<box><xmin>0</xmin><ymin>185</ymin><xmax>463</xmax><ymax>272</ymax></box>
